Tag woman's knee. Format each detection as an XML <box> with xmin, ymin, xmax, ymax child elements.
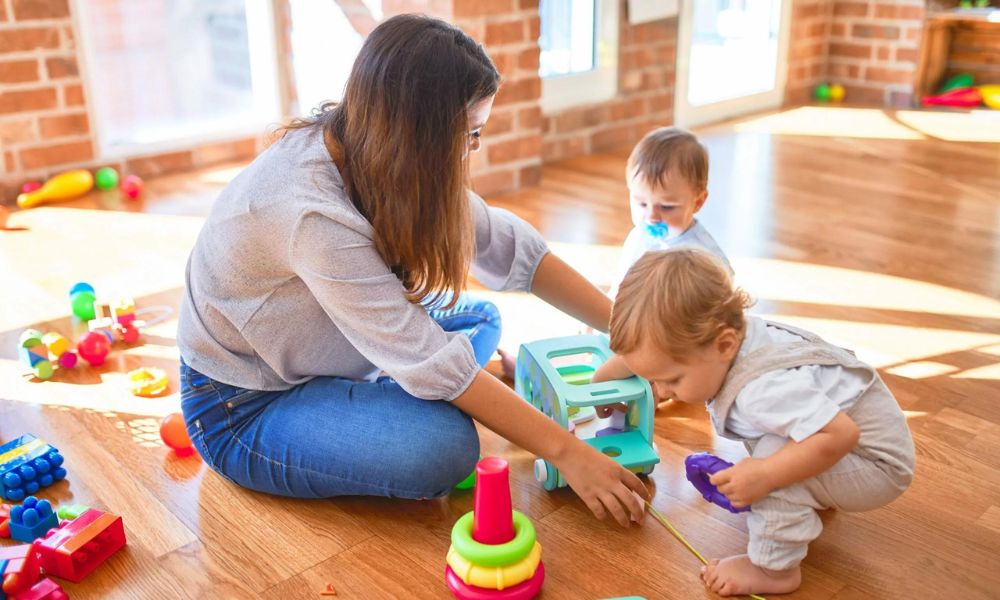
<box><xmin>395</xmin><ymin>407</ymin><xmax>480</xmax><ymax>498</ymax></box>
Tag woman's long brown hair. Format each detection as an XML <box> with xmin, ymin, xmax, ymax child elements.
<box><xmin>285</xmin><ymin>15</ymin><xmax>500</xmax><ymax>307</ymax></box>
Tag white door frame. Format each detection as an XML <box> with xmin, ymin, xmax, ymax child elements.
<box><xmin>674</xmin><ymin>0</ymin><xmax>793</xmax><ymax>128</ymax></box>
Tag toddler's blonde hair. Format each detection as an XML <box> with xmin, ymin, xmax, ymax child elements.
<box><xmin>610</xmin><ymin>248</ymin><xmax>753</xmax><ymax>359</ymax></box>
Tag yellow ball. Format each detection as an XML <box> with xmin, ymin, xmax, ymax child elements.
<box><xmin>42</xmin><ymin>332</ymin><xmax>69</xmax><ymax>357</ymax></box>
<box><xmin>829</xmin><ymin>84</ymin><xmax>846</xmax><ymax>102</ymax></box>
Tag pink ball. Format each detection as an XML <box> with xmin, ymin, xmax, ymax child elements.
<box><xmin>120</xmin><ymin>323</ymin><xmax>140</xmax><ymax>344</ymax></box>
<box><xmin>77</xmin><ymin>331</ymin><xmax>111</xmax><ymax>366</ymax></box>
<box><xmin>120</xmin><ymin>175</ymin><xmax>143</xmax><ymax>200</ymax></box>
<box><xmin>58</xmin><ymin>351</ymin><xmax>78</xmax><ymax>369</ymax></box>
<box><xmin>21</xmin><ymin>181</ymin><xmax>42</xmax><ymax>194</ymax></box>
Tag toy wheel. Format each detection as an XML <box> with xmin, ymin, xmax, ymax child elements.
<box><xmin>639</xmin><ymin>463</ymin><xmax>655</xmax><ymax>477</ymax></box>
<box><xmin>533</xmin><ymin>458</ymin><xmax>558</xmax><ymax>491</ymax></box>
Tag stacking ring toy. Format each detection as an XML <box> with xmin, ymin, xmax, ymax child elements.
<box><xmin>447</xmin><ymin>541</ymin><xmax>541</xmax><ymax>590</ymax></box>
<box><xmin>128</xmin><ymin>367</ymin><xmax>169</xmax><ymax>397</ymax></box>
<box><xmin>451</xmin><ymin>511</ymin><xmax>536</xmax><ymax>567</ymax></box>
<box><xmin>445</xmin><ymin>561</ymin><xmax>545</xmax><ymax>600</ymax></box>
<box><xmin>684</xmin><ymin>452</ymin><xmax>751</xmax><ymax>514</ymax></box>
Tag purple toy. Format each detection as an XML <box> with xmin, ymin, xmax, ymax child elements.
<box><xmin>684</xmin><ymin>452</ymin><xmax>751</xmax><ymax>514</ymax></box>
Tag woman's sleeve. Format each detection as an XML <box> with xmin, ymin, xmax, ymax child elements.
<box><xmin>468</xmin><ymin>191</ymin><xmax>549</xmax><ymax>292</ymax></box>
<box><xmin>289</xmin><ymin>210</ymin><xmax>479</xmax><ymax>400</ymax></box>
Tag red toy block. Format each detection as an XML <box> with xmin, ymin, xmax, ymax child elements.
<box><xmin>36</xmin><ymin>508</ymin><xmax>126</xmax><ymax>582</ymax></box>
<box><xmin>8</xmin><ymin>577</ymin><xmax>68</xmax><ymax>600</ymax></box>
<box><xmin>1</xmin><ymin>543</ymin><xmax>41</xmax><ymax>596</ymax></box>
<box><xmin>472</xmin><ymin>457</ymin><xmax>515</xmax><ymax>545</ymax></box>
<box><xmin>0</xmin><ymin>503</ymin><xmax>11</xmax><ymax>538</ymax></box>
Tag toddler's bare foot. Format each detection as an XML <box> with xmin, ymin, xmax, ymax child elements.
<box><xmin>497</xmin><ymin>348</ymin><xmax>517</xmax><ymax>380</ymax></box>
<box><xmin>701</xmin><ymin>554</ymin><xmax>801</xmax><ymax>597</ymax></box>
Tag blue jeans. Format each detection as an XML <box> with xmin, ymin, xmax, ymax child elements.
<box><xmin>180</xmin><ymin>295</ymin><xmax>500</xmax><ymax>499</ymax></box>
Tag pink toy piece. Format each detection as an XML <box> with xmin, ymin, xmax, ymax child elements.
<box><xmin>77</xmin><ymin>331</ymin><xmax>111</xmax><ymax>366</ymax></box>
<box><xmin>20</xmin><ymin>181</ymin><xmax>42</xmax><ymax>194</ymax></box>
<box><xmin>472</xmin><ymin>457</ymin><xmax>515</xmax><ymax>545</ymax></box>
<box><xmin>445</xmin><ymin>562</ymin><xmax>545</xmax><ymax>600</ymax></box>
<box><xmin>10</xmin><ymin>576</ymin><xmax>69</xmax><ymax>600</ymax></box>
<box><xmin>120</xmin><ymin>175</ymin><xmax>143</xmax><ymax>200</ymax></box>
<box><xmin>921</xmin><ymin>87</ymin><xmax>983</xmax><ymax>108</ymax></box>
<box><xmin>1</xmin><ymin>542</ymin><xmax>42</xmax><ymax>595</ymax></box>
<box><xmin>58</xmin><ymin>351</ymin><xmax>77</xmax><ymax>369</ymax></box>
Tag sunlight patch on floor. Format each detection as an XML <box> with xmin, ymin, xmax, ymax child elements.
<box><xmin>733</xmin><ymin>107</ymin><xmax>926</xmax><ymax>140</ymax></box>
<box><xmin>895</xmin><ymin>110</ymin><xmax>1000</xmax><ymax>143</ymax></box>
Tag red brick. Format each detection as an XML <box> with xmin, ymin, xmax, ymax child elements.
<box><xmin>526</xmin><ymin>16</ymin><xmax>539</xmax><ymax>42</ymax></box>
<box><xmin>453</xmin><ymin>0</ymin><xmax>515</xmax><ymax>19</ymax></box>
<box><xmin>484</xmin><ymin>108</ymin><xmax>514</xmax><ymax>136</ymax></box>
<box><xmin>0</xmin><ymin>27</ymin><xmax>60</xmax><ymax>52</ymax></box>
<box><xmin>0</xmin><ymin>1</ymin><xmax>6</xmax><ymax>21</ymax></box>
<box><xmin>518</xmin><ymin>0</ymin><xmax>538</xmax><ymax>9</ymax></box>
<box><xmin>491</xmin><ymin>52</ymin><xmax>514</xmax><ymax>76</ymax></box>
<box><xmin>494</xmin><ymin>77</ymin><xmax>539</xmax><ymax>106</ymax></box>
<box><xmin>866</xmin><ymin>66</ymin><xmax>913</xmax><ymax>84</ymax></box>
<box><xmin>554</xmin><ymin>110</ymin><xmax>586</xmax><ymax>133</ymax></box>
<box><xmin>63</xmin><ymin>83</ymin><xmax>84</xmax><ymax>106</ymax></box>
<box><xmin>794</xmin><ymin>2</ymin><xmax>822</xmax><ymax>19</ymax></box>
<box><xmin>874</xmin><ymin>4</ymin><xmax>924</xmax><ymax>20</ymax></box>
<box><xmin>841</xmin><ymin>84</ymin><xmax>887</xmax><ymax>105</ymax></box>
<box><xmin>472</xmin><ymin>168</ymin><xmax>515</xmax><ymax>197</ymax></box>
<box><xmin>876</xmin><ymin>45</ymin><xmax>890</xmax><ymax>60</ymax></box>
<box><xmin>517</xmin><ymin>48</ymin><xmax>539</xmax><ymax>72</ymax></box>
<box><xmin>830</xmin><ymin>42</ymin><xmax>871</xmax><ymax>59</ymax></box>
<box><xmin>485</xmin><ymin>20</ymin><xmax>524</xmax><ymax>45</ymax></box>
<box><xmin>0</xmin><ymin>59</ymin><xmax>40</xmax><ymax>83</ymax></box>
<box><xmin>610</xmin><ymin>98</ymin><xmax>645</xmax><ymax>121</ymax></box>
<box><xmin>517</xmin><ymin>106</ymin><xmax>541</xmax><ymax>130</ymax></box>
<box><xmin>12</xmin><ymin>0</ymin><xmax>69</xmax><ymax>20</ymax></box>
<box><xmin>622</xmin><ymin>71</ymin><xmax>643</xmax><ymax>92</ymax></box>
<box><xmin>895</xmin><ymin>47</ymin><xmax>919</xmax><ymax>63</ymax></box>
<box><xmin>829</xmin><ymin>62</ymin><xmax>861</xmax><ymax>79</ymax></box>
<box><xmin>834</xmin><ymin>1</ymin><xmax>868</xmax><ymax>17</ymax></box>
<box><xmin>831</xmin><ymin>23</ymin><xmax>847</xmax><ymax>37</ymax></box>
<box><xmin>592</xmin><ymin>123</ymin><xmax>638</xmax><ymax>151</ymax></box>
<box><xmin>45</xmin><ymin>56</ymin><xmax>77</xmax><ymax>79</ymax></box>
<box><xmin>126</xmin><ymin>151</ymin><xmax>195</xmax><ymax>178</ymax></box>
<box><xmin>39</xmin><ymin>113</ymin><xmax>89</xmax><ymax>137</ymax></box>
<box><xmin>19</xmin><ymin>140</ymin><xmax>92</xmax><ymax>170</ymax></box>
<box><xmin>648</xmin><ymin>92</ymin><xmax>672</xmax><ymax>113</ymax></box>
<box><xmin>487</xmin><ymin>134</ymin><xmax>541</xmax><ymax>164</ymax></box>
<box><xmin>852</xmin><ymin>24</ymin><xmax>901</xmax><ymax>40</ymax></box>
<box><xmin>195</xmin><ymin>138</ymin><xmax>258</xmax><ymax>165</ymax></box>
<box><xmin>61</xmin><ymin>24</ymin><xmax>73</xmax><ymax>49</ymax></box>
<box><xmin>656</xmin><ymin>45</ymin><xmax>676</xmax><ymax>66</ymax></box>
<box><xmin>519</xmin><ymin>164</ymin><xmax>541</xmax><ymax>187</ymax></box>
<box><xmin>0</xmin><ymin>118</ymin><xmax>36</xmax><ymax>145</ymax></box>
<box><xmin>0</xmin><ymin>87</ymin><xmax>57</xmax><ymax>114</ymax></box>
<box><xmin>5</xmin><ymin>151</ymin><xmax>16</xmax><ymax>172</ymax></box>
<box><xmin>632</xmin><ymin>22</ymin><xmax>670</xmax><ymax>44</ymax></box>
<box><xmin>905</xmin><ymin>27</ymin><xmax>922</xmax><ymax>42</ymax></box>
<box><xmin>807</xmin><ymin>21</ymin><xmax>827</xmax><ymax>38</ymax></box>
<box><xmin>542</xmin><ymin>136</ymin><xmax>587</xmax><ymax>162</ymax></box>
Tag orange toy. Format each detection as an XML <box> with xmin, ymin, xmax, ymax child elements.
<box><xmin>159</xmin><ymin>412</ymin><xmax>194</xmax><ymax>456</ymax></box>
<box><xmin>17</xmin><ymin>169</ymin><xmax>94</xmax><ymax>209</ymax></box>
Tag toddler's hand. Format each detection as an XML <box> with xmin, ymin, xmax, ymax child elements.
<box><xmin>556</xmin><ymin>443</ymin><xmax>649</xmax><ymax>526</ymax></box>
<box><xmin>708</xmin><ymin>458</ymin><xmax>774</xmax><ymax>509</ymax></box>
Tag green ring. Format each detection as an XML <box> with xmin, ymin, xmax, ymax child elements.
<box><xmin>451</xmin><ymin>510</ymin><xmax>536</xmax><ymax>567</ymax></box>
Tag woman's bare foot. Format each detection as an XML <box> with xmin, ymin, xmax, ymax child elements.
<box><xmin>701</xmin><ymin>555</ymin><xmax>801</xmax><ymax>597</ymax></box>
<box><xmin>497</xmin><ymin>348</ymin><xmax>517</xmax><ymax>380</ymax></box>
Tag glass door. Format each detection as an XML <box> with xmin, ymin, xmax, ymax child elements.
<box><xmin>675</xmin><ymin>0</ymin><xmax>792</xmax><ymax>127</ymax></box>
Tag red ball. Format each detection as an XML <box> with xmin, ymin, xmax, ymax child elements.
<box><xmin>120</xmin><ymin>175</ymin><xmax>143</xmax><ymax>200</ymax></box>
<box><xmin>58</xmin><ymin>351</ymin><xmax>78</xmax><ymax>369</ymax></box>
<box><xmin>20</xmin><ymin>181</ymin><xmax>42</xmax><ymax>194</ymax></box>
<box><xmin>160</xmin><ymin>412</ymin><xmax>194</xmax><ymax>454</ymax></box>
<box><xmin>77</xmin><ymin>331</ymin><xmax>111</xmax><ymax>366</ymax></box>
<box><xmin>119</xmin><ymin>323</ymin><xmax>140</xmax><ymax>344</ymax></box>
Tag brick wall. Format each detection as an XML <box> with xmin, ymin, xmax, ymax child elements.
<box><xmin>0</xmin><ymin>0</ymin><xmax>262</xmax><ymax>203</ymax></box>
<box><xmin>785</xmin><ymin>0</ymin><xmax>836</xmax><ymax>104</ymax></box>
<box><xmin>827</xmin><ymin>0</ymin><xmax>926</xmax><ymax>105</ymax></box>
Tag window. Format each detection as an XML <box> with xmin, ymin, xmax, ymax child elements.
<box><xmin>75</xmin><ymin>0</ymin><xmax>281</xmax><ymax>156</ymax></box>
<box><xmin>538</xmin><ymin>0</ymin><xmax>619</xmax><ymax>113</ymax></box>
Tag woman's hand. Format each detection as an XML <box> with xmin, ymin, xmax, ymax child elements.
<box><xmin>554</xmin><ymin>443</ymin><xmax>649</xmax><ymax>526</ymax></box>
<box><xmin>708</xmin><ymin>458</ymin><xmax>774</xmax><ymax>509</ymax></box>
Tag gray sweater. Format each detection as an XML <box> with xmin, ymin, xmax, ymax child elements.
<box><xmin>177</xmin><ymin>127</ymin><xmax>549</xmax><ymax>400</ymax></box>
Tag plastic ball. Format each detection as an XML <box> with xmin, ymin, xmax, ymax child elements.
<box><xmin>58</xmin><ymin>351</ymin><xmax>78</xmax><ymax>369</ymax></box>
<box><xmin>829</xmin><ymin>84</ymin><xmax>846</xmax><ymax>102</ymax></box>
<box><xmin>160</xmin><ymin>412</ymin><xmax>194</xmax><ymax>454</ymax></box>
<box><xmin>20</xmin><ymin>181</ymin><xmax>41</xmax><ymax>194</ymax></box>
<box><xmin>77</xmin><ymin>330</ymin><xmax>111</xmax><ymax>366</ymax></box>
<box><xmin>69</xmin><ymin>282</ymin><xmax>95</xmax><ymax>296</ymax></box>
<box><xmin>120</xmin><ymin>323</ymin><xmax>140</xmax><ymax>344</ymax></box>
<box><xmin>71</xmin><ymin>291</ymin><xmax>97</xmax><ymax>321</ymax></box>
<box><xmin>42</xmin><ymin>332</ymin><xmax>69</xmax><ymax>357</ymax></box>
<box><xmin>120</xmin><ymin>175</ymin><xmax>143</xmax><ymax>200</ymax></box>
<box><xmin>814</xmin><ymin>83</ymin><xmax>832</xmax><ymax>101</ymax></box>
<box><xmin>94</xmin><ymin>166</ymin><xmax>120</xmax><ymax>190</ymax></box>
<box><xmin>33</xmin><ymin>360</ymin><xmax>54</xmax><ymax>380</ymax></box>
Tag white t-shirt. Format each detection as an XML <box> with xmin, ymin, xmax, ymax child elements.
<box><xmin>609</xmin><ymin>219</ymin><xmax>732</xmax><ymax>299</ymax></box>
<box><xmin>714</xmin><ymin>317</ymin><xmax>869</xmax><ymax>442</ymax></box>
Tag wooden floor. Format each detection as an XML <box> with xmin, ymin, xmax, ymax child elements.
<box><xmin>1</xmin><ymin>106</ymin><xmax>999</xmax><ymax>599</ymax></box>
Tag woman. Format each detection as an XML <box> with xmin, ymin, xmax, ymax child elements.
<box><xmin>177</xmin><ymin>14</ymin><xmax>646</xmax><ymax>526</ymax></box>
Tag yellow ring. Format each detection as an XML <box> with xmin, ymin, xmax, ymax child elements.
<box><xmin>446</xmin><ymin>541</ymin><xmax>542</xmax><ymax>590</ymax></box>
<box><xmin>128</xmin><ymin>367</ymin><xmax>169</xmax><ymax>397</ymax></box>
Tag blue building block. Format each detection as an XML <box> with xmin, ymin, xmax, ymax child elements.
<box><xmin>0</xmin><ymin>435</ymin><xmax>67</xmax><ymax>502</ymax></box>
<box><xmin>8</xmin><ymin>496</ymin><xmax>58</xmax><ymax>543</ymax></box>
<box><xmin>0</xmin><ymin>558</ymin><xmax>6</xmax><ymax>600</ymax></box>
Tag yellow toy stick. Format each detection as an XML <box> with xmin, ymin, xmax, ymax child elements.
<box><xmin>17</xmin><ymin>169</ymin><xmax>94</xmax><ymax>209</ymax></box>
<box><xmin>645</xmin><ymin>500</ymin><xmax>766</xmax><ymax>600</ymax></box>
